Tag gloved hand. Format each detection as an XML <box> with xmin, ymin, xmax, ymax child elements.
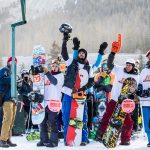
<box><xmin>72</xmin><ymin>88</ymin><xmax>78</xmax><ymax>93</ymax></box>
<box><xmin>72</xmin><ymin>87</ymin><xmax>85</xmax><ymax>93</ymax></box>
<box><xmin>111</xmin><ymin>34</ymin><xmax>122</xmax><ymax>54</ymax></box>
<box><xmin>63</xmin><ymin>33</ymin><xmax>70</xmax><ymax>41</ymax></box>
<box><xmin>43</xmin><ymin>66</ymin><xmax>49</xmax><ymax>74</ymax></box>
<box><xmin>98</xmin><ymin>42</ymin><xmax>108</xmax><ymax>55</ymax></box>
<box><xmin>73</xmin><ymin>37</ymin><xmax>80</xmax><ymax>50</ymax></box>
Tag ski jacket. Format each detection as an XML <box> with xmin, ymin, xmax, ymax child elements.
<box><xmin>44</xmin><ymin>71</ymin><xmax>64</xmax><ymax>101</ymax></box>
<box><xmin>18</xmin><ymin>80</ymin><xmax>33</xmax><ymax>106</ymax></box>
<box><xmin>61</xmin><ymin>41</ymin><xmax>94</xmax><ymax>96</ymax></box>
<box><xmin>94</xmin><ymin>71</ymin><xmax>115</xmax><ymax>101</ymax></box>
<box><xmin>0</xmin><ymin>66</ymin><xmax>11</xmax><ymax>102</ymax></box>
<box><xmin>138</xmin><ymin>67</ymin><xmax>150</xmax><ymax>106</ymax></box>
<box><xmin>107</xmin><ymin>52</ymin><xmax>139</xmax><ymax>102</ymax></box>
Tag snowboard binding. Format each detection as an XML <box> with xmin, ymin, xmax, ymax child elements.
<box><xmin>28</xmin><ymin>91</ymin><xmax>44</xmax><ymax>103</ymax></box>
<box><xmin>69</xmin><ymin>118</ymin><xmax>83</xmax><ymax>129</ymax></box>
<box><xmin>72</xmin><ymin>91</ymin><xmax>86</xmax><ymax>99</ymax></box>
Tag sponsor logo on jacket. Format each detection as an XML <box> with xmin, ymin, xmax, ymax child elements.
<box><xmin>143</xmin><ymin>75</ymin><xmax>150</xmax><ymax>82</ymax></box>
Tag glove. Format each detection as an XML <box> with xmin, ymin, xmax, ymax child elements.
<box><xmin>98</xmin><ymin>42</ymin><xmax>108</xmax><ymax>55</ymax></box>
<box><xmin>111</xmin><ymin>34</ymin><xmax>122</xmax><ymax>54</ymax></box>
<box><xmin>43</xmin><ymin>66</ymin><xmax>49</xmax><ymax>74</ymax></box>
<box><xmin>63</xmin><ymin>33</ymin><xmax>70</xmax><ymax>41</ymax></box>
<box><xmin>101</xmin><ymin>72</ymin><xmax>107</xmax><ymax>78</ymax></box>
<box><xmin>72</xmin><ymin>88</ymin><xmax>78</xmax><ymax>93</ymax></box>
<box><xmin>73</xmin><ymin>37</ymin><xmax>80</xmax><ymax>50</ymax></box>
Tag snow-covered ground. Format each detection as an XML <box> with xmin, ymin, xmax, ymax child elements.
<box><xmin>10</xmin><ymin>132</ymin><xmax>148</xmax><ymax>150</ymax></box>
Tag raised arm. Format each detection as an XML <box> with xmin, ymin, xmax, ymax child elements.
<box><xmin>107</xmin><ymin>34</ymin><xmax>122</xmax><ymax>70</ymax></box>
<box><xmin>92</xmin><ymin>42</ymin><xmax>108</xmax><ymax>69</ymax></box>
<box><xmin>72</xmin><ymin>37</ymin><xmax>80</xmax><ymax>60</ymax></box>
<box><xmin>61</xmin><ymin>33</ymin><xmax>70</xmax><ymax>61</ymax></box>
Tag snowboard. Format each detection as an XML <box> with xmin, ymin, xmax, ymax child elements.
<box><xmin>13</xmin><ymin>102</ymin><xmax>25</xmax><ymax>135</ymax></box>
<box><xmin>66</xmin><ymin>91</ymin><xmax>86</xmax><ymax>146</ymax></box>
<box><xmin>102</xmin><ymin>77</ymin><xmax>137</xmax><ymax>148</ymax></box>
<box><xmin>31</xmin><ymin>45</ymin><xmax>46</xmax><ymax>125</ymax></box>
<box><xmin>90</xmin><ymin>91</ymin><xmax>107</xmax><ymax>140</ymax></box>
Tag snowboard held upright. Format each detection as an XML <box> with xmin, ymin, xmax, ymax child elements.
<box><xmin>66</xmin><ymin>91</ymin><xmax>86</xmax><ymax>146</ymax></box>
<box><xmin>102</xmin><ymin>77</ymin><xmax>137</xmax><ymax>148</ymax></box>
<box><xmin>30</xmin><ymin>45</ymin><xmax>46</xmax><ymax>125</ymax></box>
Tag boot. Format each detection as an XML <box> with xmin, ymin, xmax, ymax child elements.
<box><xmin>80</xmin><ymin>142</ymin><xmax>87</xmax><ymax>146</ymax></box>
<box><xmin>7</xmin><ymin>139</ymin><xmax>17</xmax><ymax>147</ymax></box>
<box><xmin>37</xmin><ymin>141</ymin><xmax>46</xmax><ymax>147</ymax></box>
<box><xmin>119</xmin><ymin>141</ymin><xmax>130</xmax><ymax>145</ymax></box>
<box><xmin>0</xmin><ymin>140</ymin><xmax>9</xmax><ymax>148</ymax></box>
<box><xmin>147</xmin><ymin>142</ymin><xmax>150</xmax><ymax>147</ymax></box>
<box><xmin>46</xmin><ymin>142</ymin><xmax>58</xmax><ymax>147</ymax></box>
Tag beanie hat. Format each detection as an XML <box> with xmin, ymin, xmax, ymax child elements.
<box><xmin>146</xmin><ymin>50</ymin><xmax>150</xmax><ymax>57</ymax></box>
<box><xmin>7</xmin><ymin>57</ymin><xmax>17</xmax><ymax>63</ymax></box>
<box><xmin>78</xmin><ymin>48</ymin><xmax>87</xmax><ymax>60</ymax></box>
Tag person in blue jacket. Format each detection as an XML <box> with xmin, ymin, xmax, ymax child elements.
<box><xmin>0</xmin><ymin>57</ymin><xmax>17</xmax><ymax>148</ymax></box>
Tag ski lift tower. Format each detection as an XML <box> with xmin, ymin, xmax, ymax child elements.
<box><xmin>11</xmin><ymin>0</ymin><xmax>27</xmax><ymax>100</ymax></box>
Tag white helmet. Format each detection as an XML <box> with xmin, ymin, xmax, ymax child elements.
<box><xmin>126</xmin><ymin>59</ymin><xmax>135</xmax><ymax>67</ymax></box>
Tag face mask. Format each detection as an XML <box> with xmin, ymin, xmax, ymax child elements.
<box><xmin>24</xmin><ymin>77</ymin><xmax>29</xmax><ymax>82</ymax></box>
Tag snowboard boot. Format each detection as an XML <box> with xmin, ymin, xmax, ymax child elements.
<box><xmin>147</xmin><ymin>142</ymin><xmax>150</xmax><ymax>147</ymax></box>
<box><xmin>80</xmin><ymin>142</ymin><xmax>87</xmax><ymax>146</ymax></box>
<box><xmin>46</xmin><ymin>142</ymin><xmax>58</xmax><ymax>147</ymax></box>
<box><xmin>7</xmin><ymin>139</ymin><xmax>17</xmax><ymax>147</ymax></box>
<box><xmin>37</xmin><ymin>141</ymin><xmax>46</xmax><ymax>147</ymax></box>
<box><xmin>119</xmin><ymin>141</ymin><xmax>130</xmax><ymax>145</ymax></box>
<box><xmin>0</xmin><ymin>140</ymin><xmax>9</xmax><ymax>148</ymax></box>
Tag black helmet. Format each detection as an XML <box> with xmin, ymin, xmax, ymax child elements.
<box><xmin>59</xmin><ymin>23</ymin><xmax>72</xmax><ymax>34</ymax></box>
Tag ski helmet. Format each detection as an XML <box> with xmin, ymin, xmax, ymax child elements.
<box><xmin>146</xmin><ymin>50</ymin><xmax>150</xmax><ymax>57</ymax></box>
<box><xmin>59</xmin><ymin>23</ymin><xmax>72</xmax><ymax>34</ymax></box>
<box><xmin>126</xmin><ymin>59</ymin><xmax>135</xmax><ymax>67</ymax></box>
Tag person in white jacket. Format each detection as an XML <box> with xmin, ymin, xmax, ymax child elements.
<box><xmin>97</xmin><ymin>36</ymin><xmax>139</xmax><ymax>145</ymax></box>
<box><xmin>138</xmin><ymin>50</ymin><xmax>150</xmax><ymax>147</ymax></box>
<box><xmin>37</xmin><ymin>59</ymin><xmax>64</xmax><ymax>148</ymax></box>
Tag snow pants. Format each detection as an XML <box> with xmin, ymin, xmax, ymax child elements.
<box><xmin>0</xmin><ymin>101</ymin><xmax>17</xmax><ymax>141</ymax></box>
<box><xmin>40</xmin><ymin>106</ymin><xmax>58</xmax><ymax>145</ymax></box>
<box><xmin>98</xmin><ymin>99</ymin><xmax>133</xmax><ymax>143</ymax></box>
<box><xmin>142</xmin><ymin>106</ymin><xmax>150</xmax><ymax>142</ymax></box>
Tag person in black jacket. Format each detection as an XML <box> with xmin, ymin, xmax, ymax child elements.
<box><xmin>61</xmin><ymin>34</ymin><xmax>94</xmax><ymax>146</ymax></box>
<box><xmin>18</xmin><ymin>69</ymin><xmax>38</xmax><ymax>131</ymax></box>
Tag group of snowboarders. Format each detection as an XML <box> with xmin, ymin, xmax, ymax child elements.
<box><xmin>0</xmin><ymin>30</ymin><xmax>150</xmax><ymax>148</ymax></box>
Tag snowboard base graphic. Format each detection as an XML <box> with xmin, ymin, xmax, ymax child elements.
<box><xmin>31</xmin><ymin>45</ymin><xmax>45</xmax><ymax>125</ymax></box>
<box><xmin>102</xmin><ymin>77</ymin><xmax>137</xmax><ymax>148</ymax></box>
<box><xmin>66</xmin><ymin>92</ymin><xmax>86</xmax><ymax>146</ymax></box>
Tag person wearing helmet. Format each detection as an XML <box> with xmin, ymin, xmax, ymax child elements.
<box><xmin>61</xmin><ymin>33</ymin><xmax>94</xmax><ymax>146</ymax></box>
<box><xmin>137</xmin><ymin>50</ymin><xmax>150</xmax><ymax>147</ymax></box>
<box><xmin>0</xmin><ymin>57</ymin><xmax>18</xmax><ymax>148</ymax></box>
<box><xmin>93</xmin><ymin>60</ymin><xmax>115</xmax><ymax>140</ymax></box>
<box><xmin>96</xmin><ymin>39</ymin><xmax>139</xmax><ymax>146</ymax></box>
<box><xmin>36</xmin><ymin>59</ymin><xmax>64</xmax><ymax>148</ymax></box>
<box><xmin>17</xmin><ymin>69</ymin><xmax>38</xmax><ymax>131</ymax></box>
